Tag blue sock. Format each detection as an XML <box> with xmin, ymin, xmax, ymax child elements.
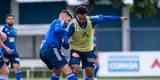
<box><xmin>50</xmin><ymin>73</ymin><xmax>59</xmax><ymax>80</ymax></box>
<box><xmin>84</xmin><ymin>76</ymin><xmax>93</xmax><ymax>80</ymax></box>
<box><xmin>66</xmin><ymin>73</ymin><xmax>78</xmax><ymax>80</ymax></box>
<box><xmin>94</xmin><ymin>64</ymin><xmax>99</xmax><ymax>78</ymax></box>
<box><xmin>15</xmin><ymin>70</ymin><xmax>23</xmax><ymax>80</ymax></box>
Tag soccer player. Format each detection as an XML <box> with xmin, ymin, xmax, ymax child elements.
<box><xmin>0</xmin><ymin>31</ymin><xmax>9</xmax><ymax>80</ymax></box>
<box><xmin>1</xmin><ymin>14</ymin><xmax>23</xmax><ymax>80</ymax></box>
<box><xmin>39</xmin><ymin>10</ymin><xmax>78</xmax><ymax>80</ymax></box>
<box><xmin>92</xmin><ymin>29</ymin><xmax>99</xmax><ymax>80</ymax></box>
<box><xmin>63</xmin><ymin>6</ymin><xmax>128</xmax><ymax>80</ymax></box>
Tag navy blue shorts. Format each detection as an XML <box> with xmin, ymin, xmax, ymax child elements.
<box><xmin>3</xmin><ymin>49</ymin><xmax>20</xmax><ymax>66</ymax></box>
<box><xmin>70</xmin><ymin>49</ymin><xmax>96</xmax><ymax>69</ymax></box>
<box><xmin>40</xmin><ymin>45</ymin><xmax>67</xmax><ymax>70</ymax></box>
<box><xmin>0</xmin><ymin>48</ymin><xmax>5</xmax><ymax>68</ymax></box>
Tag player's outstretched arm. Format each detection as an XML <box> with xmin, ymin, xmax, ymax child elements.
<box><xmin>91</xmin><ymin>15</ymin><xmax>128</xmax><ymax>25</ymax></box>
<box><xmin>120</xmin><ymin>16</ymin><xmax>128</xmax><ymax>21</ymax></box>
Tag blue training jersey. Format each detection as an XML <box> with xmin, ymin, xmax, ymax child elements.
<box><xmin>42</xmin><ymin>19</ymin><xmax>67</xmax><ymax>49</ymax></box>
<box><xmin>0</xmin><ymin>24</ymin><xmax>17</xmax><ymax>49</ymax></box>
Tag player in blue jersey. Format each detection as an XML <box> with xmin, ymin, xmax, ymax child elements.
<box><xmin>92</xmin><ymin>30</ymin><xmax>99</xmax><ymax>80</ymax></box>
<box><xmin>63</xmin><ymin>6</ymin><xmax>128</xmax><ymax>80</ymax></box>
<box><xmin>0</xmin><ymin>14</ymin><xmax>23</xmax><ymax>80</ymax></box>
<box><xmin>40</xmin><ymin>10</ymin><xmax>78</xmax><ymax>80</ymax></box>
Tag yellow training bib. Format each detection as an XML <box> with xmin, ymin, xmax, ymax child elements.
<box><xmin>70</xmin><ymin>16</ymin><xmax>94</xmax><ymax>52</ymax></box>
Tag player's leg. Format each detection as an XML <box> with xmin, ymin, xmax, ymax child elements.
<box><xmin>50</xmin><ymin>69</ymin><xmax>61</xmax><ymax>80</ymax></box>
<box><xmin>69</xmin><ymin>50</ymin><xmax>81</xmax><ymax>76</ymax></box>
<box><xmin>51</xmin><ymin>48</ymin><xmax>78</xmax><ymax>80</ymax></box>
<box><xmin>62</xmin><ymin>64</ymin><xmax>78</xmax><ymax>80</ymax></box>
<box><xmin>40</xmin><ymin>46</ymin><xmax>61</xmax><ymax>80</ymax></box>
<box><xmin>0</xmin><ymin>64</ymin><xmax>9</xmax><ymax>80</ymax></box>
<box><xmin>40</xmin><ymin>47</ymin><xmax>78</xmax><ymax>80</ymax></box>
<box><xmin>93</xmin><ymin>63</ymin><xmax>99</xmax><ymax>80</ymax></box>
<box><xmin>11</xmin><ymin>50</ymin><xmax>23</xmax><ymax>80</ymax></box>
<box><xmin>0</xmin><ymin>49</ymin><xmax>9</xmax><ymax>80</ymax></box>
<box><xmin>93</xmin><ymin>50</ymin><xmax>99</xmax><ymax>80</ymax></box>
<box><xmin>12</xmin><ymin>63</ymin><xmax>22</xmax><ymax>80</ymax></box>
<box><xmin>82</xmin><ymin>51</ymin><xmax>96</xmax><ymax>80</ymax></box>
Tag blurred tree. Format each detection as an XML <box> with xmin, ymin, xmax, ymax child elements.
<box><xmin>88</xmin><ymin>0</ymin><xmax>157</xmax><ymax>17</ymax></box>
<box><xmin>88</xmin><ymin>0</ymin><xmax>96</xmax><ymax>12</ymax></box>
<box><xmin>110</xmin><ymin>0</ymin><xmax>123</xmax><ymax>8</ymax></box>
<box><xmin>88</xmin><ymin>0</ymin><xmax>96</xmax><ymax>7</ymax></box>
<box><xmin>131</xmin><ymin>0</ymin><xmax>157</xmax><ymax>17</ymax></box>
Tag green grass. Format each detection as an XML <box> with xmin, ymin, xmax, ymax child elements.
<box><xmin>9</xmin><ymin>77</ymin><xmax>160</xmax><ymax>80</ymax></box>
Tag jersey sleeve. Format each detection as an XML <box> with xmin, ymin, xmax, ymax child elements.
<box><xmin>91</xmin><ymin>15</ymin><xmax>121</xmax><ymax>25</ymax></box>
<box><xmin>63</xmin><ymin>23</ymin><xmax>75</xmax><ymax>49</ymax></box>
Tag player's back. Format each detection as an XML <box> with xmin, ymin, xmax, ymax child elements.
<box><xmin>43</xmin><ymin>19</ymin><xmax>66</xmax><ymax>48</ymax></box>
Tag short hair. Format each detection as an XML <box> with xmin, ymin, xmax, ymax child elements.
<box><xmin>76</xmin><ymin>6</ymin><xmax>88</xmax><ymax>15</ymax></box>
<box><xmin>60</xmin><ymin>10</ymin><xmax>72</xmax><ymax>18</ymax></box>
<box><xmin>6</xmin><ymin>14</ymin><xmax>14</xmax><ymax>19</ymax></box>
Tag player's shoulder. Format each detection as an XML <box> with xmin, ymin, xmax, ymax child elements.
<box><xmin>51</xmin><ymin>19</ymin><xmax>60</xmax><ymax>24</ymax></box>
<box><xmin>50</xmin><ymin>19</ymin><xmax>60</xmax><ymax>26</ymax></box>
<box><xmin>68</xmin><ymin>19</ymin><xmax>75</xmax><ymax>28</ymax></box>
<box><xmin>12</xmin><ymin>25</ymin><xmax>17</xmax><ymax>30</ymax></box>
<box><xmin>0</xmin><ymin>24</ymin><xmax>7</xmax><ymax>31</ymax></box>
<box><xmin>65</xmin><ymin>20</ymin><xmax>74</xmax><ymax>31</ymax></box>
<box><xmin>49</xmin><ymin>19</ymin><xmax>61</xmax><ymax>31</ymax></box>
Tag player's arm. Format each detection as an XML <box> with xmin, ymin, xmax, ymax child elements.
<box><xmin>62</xmin><ymin>23</ymin><xmax>75</xmax><ymax>49</ymax></box>
<box><xmin>0</xmin><ymin>39</ymin><xmax>10</xmax><ymax>52</ymax></box>
<box><xmin>0</xmin><ymin>32</ymin><xmax>12</xmax><ymax>54</ymax></box>
<box><xmin>0</xmin><ymin>27</ymin><xmax>13</xmax><ymax>53</ymax></box>
<box><xmin>54</xmin><ymin>20</ymin><xmax>66</xmax><ymax>33</ymax></box>
<box><xmin>91</xmin><ymin>15</ymin><xmax>128</xmax><ymax>25</ymax></box>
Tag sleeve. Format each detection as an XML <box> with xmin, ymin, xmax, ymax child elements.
<box><xmin>91</xmin><ymin>15</ymin><xmax>121</xmax><ymax>25</ymax></box>
<box><xmin>51</xmin><ymin>20</ymin><xmax>60</xmax><ymax>32</ymax></box>
<box><xmin>54</xmin><ymin>24</ymin><xmax>62</xmax><ymax>32</ymax></box>
<box><xmin>62</xmin><ymin>23</ymin><xmax>75</xmax><ymax>49</ymax></box>
<box><xmin>65</xmin><ymin>23</ymin><xmax>75</xmax><ymax>39</ymax></box>
<box><xmin>53</xmin><ymin>21</ymin><xmax>65</xmax><ymax>33</ymax></box>
<box><xmin>49</xmin><ymin>20</ymin><xmax>62</xmax><ymax>33</ymax></box>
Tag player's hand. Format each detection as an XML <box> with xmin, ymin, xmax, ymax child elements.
<box><xmin>121</xmin><ymin>16</ymin><xmax>128</xmax><ymax>21</ymax></box>
<box><xmin>5</xmin><ymin>47</ymin><xmax>13</xmax><ymax>54</ymax></box>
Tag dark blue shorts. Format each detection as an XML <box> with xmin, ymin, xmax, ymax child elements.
<box><xmin>0</xmin><ymin>48</ymin><xmax>5</xmax><ymax>68</ymax></box>
<box><xmin>70</xmin><ymin>49</ymin><xmax>96</xmax><ymax>69</ymax></box>
<box><xmin>3</xmin><ymin>48</ymin><xmax>20</xmax><ymax>66</ymax></box>
<box><xmin>40</xmin><ymin>45</ymin><xmax>67</xmax><ymax>70</ymax></box>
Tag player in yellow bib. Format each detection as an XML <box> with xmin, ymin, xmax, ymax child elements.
<box><xmin>62</xmin><ymin>6</ymin><xmax>128</xmax><ymax>80</ymax></box>
<box><xmin>70</xmin><ymin>16</ymin><xmax>94</xmax><ymax>52</ymax></box>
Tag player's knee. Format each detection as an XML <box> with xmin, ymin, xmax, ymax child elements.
<box><xmin>62</xmin><ymin>64</ymin><xmax>72</xmax><ymax>75</ymax></box>
<box><xmin>13</xmin><ymin>63</ymin><xmax>20</xmax><ymax>68</ymax></box>
<box><xmin>13</xmin><ymin>63</ymin><xmax>21</xmax><ymax>72</ymax></box>
<box><xmin>71</xmin><ymin>65</ymin><xmax>80</xmax><ymax>75</ymax></box>
<box><xmin>85</xmin><ymin>67</ymin><xmax>94</xmax><ymax>77</ymax></box>
<box><xmin>0</xmin><ymin>64</ymin><xmax>9</xmax><ymax>75</ymax></box>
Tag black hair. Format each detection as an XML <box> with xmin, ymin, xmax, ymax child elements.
<box><xmin>61</xmin><ymin>10</ymin><xmax>72</xmax><ymax>18</ymax></box>
<box><xmin>6</xmin><ymin>14</ymin><xmax>14</xmax><ymax>19</ymax></box>
<box><xmin>76</xmin><ymin>6</ymin><xmax>88</xmax><ymax>15</ymax></box>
